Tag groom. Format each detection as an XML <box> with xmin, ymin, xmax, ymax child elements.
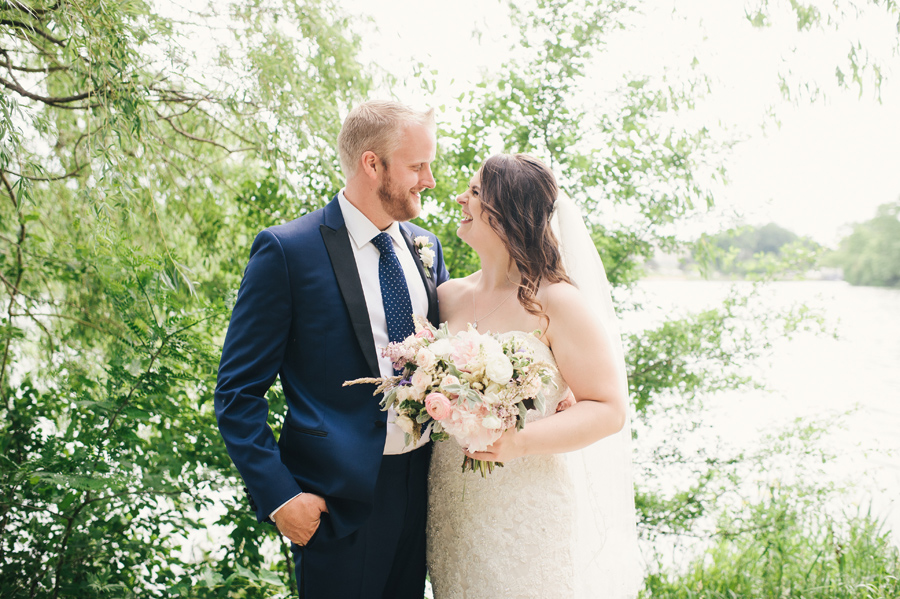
<box><xmin>215</xmin><ymin>100</ymin><xmax>448</xmax><ymax>598</ymax></box>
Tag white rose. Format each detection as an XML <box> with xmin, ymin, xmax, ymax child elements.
<box><xmin>395</xmin><ymin>414</ymin><xmax>417</xmax><ymax>436</ymax></box>
<box><xmin>416</xmin><ymin>347</ymin><xmax>437</xmax><ymax>371</ymax></box>
<box><xmin>419</xmin><ymin>246</ymin><xmax>435</xmax><ymax>268</ymax></box>
<box><xmin>411</xmin><ymin>369</ymin><xmax>433</xmax><ymax>392</ymax></box>
<box><xmin>480</xmin><ymin>336</ymin><xmax>502</xmax><ymax>355</ymax></box>
<box><xmin>429</xmin><ymin>338</ymin><xmax>452</xmax><ymax>358</ymax></box>
<box><xmin>481</xmin><ymin>414</ymin><xmax>503</xmax><ymax>430</ymax></box>
<box><xmin>482</xmin><ymin>390</ymin><xmax>501</xmax><ymax>406</ymax></box>
<box><xmin>395</xmin><ymin>386</ymin><xmax>411</xmax><ymax>402</ymax></box>
<box><xmin>485</xmin><ymin>353</ymin><xmax>514</xmax><ymax>385</ymax></box>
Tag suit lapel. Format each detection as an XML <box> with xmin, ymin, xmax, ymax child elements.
<box><xmin>401</xmin><ymin>225</ymin><xmax>440</xmax><ymax>327</ymax></box>
<box><xmin>320</xmin><ymin>199</ymin><xmax>380</xmax><ymax>377</ymax></box>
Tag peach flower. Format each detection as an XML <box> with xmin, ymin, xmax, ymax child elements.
<box><xmin>424</xmin><ymin>392</ymin><xmax>453</xmax><ymax>420</ymax></box>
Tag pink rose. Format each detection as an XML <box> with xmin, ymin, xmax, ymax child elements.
<box><xmin>441</xmin><ymin>405</ymin><xmax>503</xmax><ymax>452</ymax></box>
<box><xmin>415</xmin><ymin>328</ymin><xmax>435</xmax><ymax>341</ymax></box>
<box><xmin>451</xmin><ymin>335</ymin><xmax>480</xmax><ymax>370</ymax></box>
<box><xmin>424</xmin><ymin>392</ymin><xmax>453</xmax><ymax>420</ymax></box>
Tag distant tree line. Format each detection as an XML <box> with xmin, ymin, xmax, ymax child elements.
<box><xmin>688</xmin><ymin>223</ymin><xmax>822</xmax><ymax>279</ymax></box>
<box><xmin>825</xmin><ymin>201</ymin><xmax>900</xmax><ymax>288</ymax></box>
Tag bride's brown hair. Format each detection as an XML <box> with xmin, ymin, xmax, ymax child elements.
<box><xmin>477</xmin><ymin>153</ymin><xmax>571</xmax><ymax>318</ymax></box>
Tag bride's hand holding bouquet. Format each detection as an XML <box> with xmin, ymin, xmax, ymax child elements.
<box><xmin>344</xmin><ymin>316</ymin><xmax>555</xmax><ymax>476</ymax></box>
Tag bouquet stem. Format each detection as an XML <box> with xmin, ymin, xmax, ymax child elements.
<box><xmin>462</xmin><ymin>456</ymin><xmax>504</xmax><ymax>478</ymax></box>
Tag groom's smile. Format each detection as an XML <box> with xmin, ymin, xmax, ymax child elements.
<box><xmin>374</xmin><ymin>122</ymin><xmax>436</xmax><ymax>224</ymax></box>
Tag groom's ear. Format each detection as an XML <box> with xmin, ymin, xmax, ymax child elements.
<box><xmin>360</xmin><ymin>151</ymin><xmax>379</xmax><ymax>181</ymax></box>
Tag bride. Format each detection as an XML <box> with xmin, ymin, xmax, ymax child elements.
<box><xmin>426</xmin><ymin>154</ymin><xmax>642</xmax><ymax>598</ymax></box>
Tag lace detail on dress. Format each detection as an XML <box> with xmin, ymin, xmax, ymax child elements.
<box><xmin>511</xmin><ymin>332</ymin><xmax>567</xmax><ymax>423</ymax></box>
<box><xmin>427</xmin><ymin>331</ymin><xmax>577</xmax><ymax>599</ymax></box>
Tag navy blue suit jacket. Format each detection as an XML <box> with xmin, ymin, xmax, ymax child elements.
<box><xmin>215</xmin><ymin>196</ymin><xmax>449</xmax><ymax>543</ymax></box>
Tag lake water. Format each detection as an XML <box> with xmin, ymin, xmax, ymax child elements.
<box><xmin>631</xmin><ymin>279</ymin><xmax>900</xmax><ymax>551</ymax></box>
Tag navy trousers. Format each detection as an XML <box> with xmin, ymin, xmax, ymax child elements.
<box><xmin>292</xmin><ymin>444</ymin><xmax>431</xmax><ymax>599</ymax></box>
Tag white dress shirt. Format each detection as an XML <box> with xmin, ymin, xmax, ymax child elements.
<box><xmin>337</xmin><ymin>190</ymin><xmax>431</xmax><ymax>455</ymax></box>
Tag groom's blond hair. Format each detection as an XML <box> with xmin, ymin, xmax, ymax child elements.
<box><xmin>338</xmin><ymin>101</ymin><xmax>435</xmax><ymax>177</ymax></box>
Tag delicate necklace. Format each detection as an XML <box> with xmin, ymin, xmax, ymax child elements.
<box><xmin>472</xmin><ymin>287</ymin><xmax>516</xmax><ymax>330</ymax></box>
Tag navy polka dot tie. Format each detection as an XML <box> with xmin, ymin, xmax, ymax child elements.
<box><xmin>371</xmin><ymin>232</ymin><xmax>415</xmax><ymax>344</ymax></box>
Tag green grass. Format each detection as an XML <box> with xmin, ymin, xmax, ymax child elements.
<box><xmin>641</xmin><ymin>503</ymin><xmax>899</xmax><ymax>599</ymax></box>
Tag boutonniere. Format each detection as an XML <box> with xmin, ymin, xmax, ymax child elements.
<box><xmin>414</xmin><ymin>236</ymin><xmax>435</xmax><ymax>277</ymax></box>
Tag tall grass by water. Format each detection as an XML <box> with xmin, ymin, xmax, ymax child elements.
<box><xmin>642</xmin><ymin>494</ymin><xmax>899</xmax><ymax>598</ymax></box>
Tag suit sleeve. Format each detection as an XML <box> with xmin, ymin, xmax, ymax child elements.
<box><xmin>215</xmin><ymin>229</ymin><xmax>302</xmax><ymax>522</ymax></box>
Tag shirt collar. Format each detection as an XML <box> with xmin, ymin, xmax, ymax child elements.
<box><xmin>338</xmin><ymin>189</ymin><xmax>406</xmax><ymax>251</ymax></box>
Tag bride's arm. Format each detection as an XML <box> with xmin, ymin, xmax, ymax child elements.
<box><xmin>465</xmin><ymin>282</ymin><xmax>626</xmax><ymax>461</ymax></box>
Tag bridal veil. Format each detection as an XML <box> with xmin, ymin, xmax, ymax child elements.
<box><xmin>550</xmin><ymin>193</ymin><xmax>643</xmax><ymax>598</ymax></box>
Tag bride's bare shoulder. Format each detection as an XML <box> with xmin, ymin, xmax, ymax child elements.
<box><xmin>437</xmin><ymin>272</ymin><xmax>478</xmax><ymax>314</ymax></box>
<box><xmin>540</xmin><ymin>280</ymin><xmax>593</xmax><ymax>321</ymax></box>
<box><xmin>437</xmin><ymin>272</ymin><xmax>477</xmax><ymax>298</ymax></box>
<box><xmin>539</xmin><ymin>280</ymin><xmax>582</xmax><ymax>306</ymax></box>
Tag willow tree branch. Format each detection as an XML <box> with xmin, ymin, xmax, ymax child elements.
<box><xmin>0</xmin><ymin>172</ymin><xmax>26</xmax><ymax>402</ymax></box>
<box><xmin>0</xmin><ymin>19</ymin><xmax>65</xmax><ymax>47</ymax></box>
<box><xmin>5</xmin><ymin>0</ymin><xmax>62</xmax><ymax>18</ymax></box>
<box><xmin>0</xmin><ymin>270</ymin><xmax>35</xmax><ymax>302</ymax></box>
<box><xmin>44</xmin><ymin>100</ymin><xmax>101</xmax><ymax>110</ymax></box>
<box><xmin>150</xmin><ymin>85</ymin><xmax>262</xmax><ymax>112</ymax></box>
<box><xmin>10</xmin><ymin>308</ymin><xmax>54</xmax><ymax>352</ymax></box>
<box><xmin>160</xmin><ymin>98</ymin><xmax>201</xmax><ymax>118</ymax></box>
<box><xmin>0</xmin><ymin>170</ymin><xmax>18</xmax><ymax>210</ymax></box>
<box><xmin>154</xmin><ymin>109</ymin><xmax>256</xmax><ymax>153</ymax></box>
<box><xmin>151</xmin><ymin>133</ymin><xmax>245</xmax><ymax>197</ymax></box>
<box><xmin>5</xmin><ymin>164</ymin><xmax>86</xmax><ymax>181</ymax></box>
<box><xmin>193</xmin><ymin>105</ymin><xmax>259</xmax><ymax>146</ymax></box>
<box><xmin>0</xmin><ymin>58</ymin><xmax>68</xmax><ymax>73</ymax></box>
<box><xmin>0</xmin><ymin>75</ymin><xmax>92</xmax><ymax>105</ymax></box>
<box><xmin>150</xmin><ymin>93</ymin><xmax>259</xmax><ymax>146</ymax></box>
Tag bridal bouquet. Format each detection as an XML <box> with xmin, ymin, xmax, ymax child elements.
<box><xmin>344</xmin><ymin>317</ymin><xmax>554</xmax><ymax>476</ymax></box>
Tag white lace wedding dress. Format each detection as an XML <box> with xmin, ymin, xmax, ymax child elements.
<box><xmin>426</xmin><ymin>332</ymin><xmax>640</xmax><ymax>599</ymax></box>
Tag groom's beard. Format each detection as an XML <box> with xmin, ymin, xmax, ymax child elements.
<box><xmin>377</xmin><ymin>164</ymin><xmax>420</xmax><ymax>222</ymax></box>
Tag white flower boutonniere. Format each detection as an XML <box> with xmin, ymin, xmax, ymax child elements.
<box><xmin>414</xmin><ymin>235</ymin><xmax>435</xmax><ymax>278</ymax></box>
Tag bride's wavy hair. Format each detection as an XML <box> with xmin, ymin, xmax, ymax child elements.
<box><xmin>477</xmin><ymin>153</ymin><xmax>571</xmax><ymax>318</ymax></box>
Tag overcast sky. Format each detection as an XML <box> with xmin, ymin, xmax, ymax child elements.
<box><xmin>344</xmin><ymin>0</ymin><xmax>900</xmax><ymax>246</ymax></box>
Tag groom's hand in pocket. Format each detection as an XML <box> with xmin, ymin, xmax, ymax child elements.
<box><xmin>272</xmin><ymin>493</ymin><xmax>329</xmax><ymax>546</ymax></box>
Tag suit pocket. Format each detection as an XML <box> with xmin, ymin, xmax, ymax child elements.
<box><xmin>286</xmin><ymin>422</ymin><xmax>328</xmax><ymax>437</ymax></box>
<box><xmin>305</xmin><ymin>512</ymin><xmax>329</xmax><ymax>549</ymax></box>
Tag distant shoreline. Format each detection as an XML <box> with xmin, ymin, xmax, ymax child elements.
<box><xmin>640</xmin><ymin>274</ymin><xmax>846</xmax><ymax>282</ymax></box>
<box><xmin>638</xmin><ymin>275</ymin><xmax>900</xmax><ymax>290</ymax></box>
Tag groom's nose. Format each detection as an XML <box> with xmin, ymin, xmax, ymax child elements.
<box><xmin>420</xmin><ymin>164</ymin><xmax>435</xmax><ymax>189</ymax></box>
